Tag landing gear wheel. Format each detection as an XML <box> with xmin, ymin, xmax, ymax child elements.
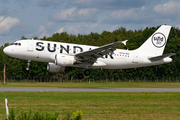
<box><xmin>26</xmin><ymin>60</ymin><xmax>31</xmax><ymax>71</ymax></box>
<box><xmin>77</xmin><ymin>73</ymin><xmax>84</xmax><ymax>79</ymax></box>
<box><xmin>26</xmin><ymin>67</ymin><xmax>29</xmax><ymax>71</ymax></box>
<box><xmin>84</xmin><ymin>69</ymin><xmax>90</xmax><ymax>76</ymax></box>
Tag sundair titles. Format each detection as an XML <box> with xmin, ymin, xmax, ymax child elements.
<box><xmin>35</xmin><ymin>42</ymin><xmax>113</xmax><ymax>59</ymax></box>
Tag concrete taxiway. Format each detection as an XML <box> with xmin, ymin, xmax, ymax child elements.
<box><xmin>1</xmin><ymin>87</ymin><xmax>180</xmax><ymax>92</ymax></box>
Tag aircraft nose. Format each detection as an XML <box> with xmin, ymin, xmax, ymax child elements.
<box><xmin>3</xmin><ymin>46</ymin><xmax>11</xmax><ymax>55</ymax></box>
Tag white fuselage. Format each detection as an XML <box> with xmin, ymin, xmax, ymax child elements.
<box><xmin>3</xmin><ymin>40</ymin><xmax>172</xmax><ymax>69</ymax></box>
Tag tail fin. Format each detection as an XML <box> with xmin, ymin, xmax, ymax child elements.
<box><xmin>137</xmin><ymin>25</ymin><xmax>171</xmax><ymax>55</ymax></box>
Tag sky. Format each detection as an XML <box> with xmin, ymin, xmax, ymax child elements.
<box><xmin>0</xmin><ymin>0</ymin><xmax>180</xmax><ymax>45</ymax></box>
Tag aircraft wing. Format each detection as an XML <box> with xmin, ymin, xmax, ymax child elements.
<box><xmin>149</xmin><ymin>53</ymin><xmax>176</xmax><ymax>61</ymax></box>
<box><xmin>75</xmin><ymin>41</ymin><xmax>125</xmax><ymax>63</ymax></box>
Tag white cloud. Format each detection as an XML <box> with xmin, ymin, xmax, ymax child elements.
<box><xmin>0</xmin><ymin>35</ymin><xmax>16</xmax><ymax>45</ymax></box>
<box><xmin>0</xmin><ymin>16</ymin><xmax>4</xmax><ymax>22</ymax></box>
<box><xmin>47</xmin><ymin>22</ymin><xmax>57</xmax><ymax>30</ymax></box>
<box><xmin>38</xmin><ymin>0</ymin><xmax>63</xmax><ymax>7</ymax></box>
<box><xmin>90</xmin><ymin>23</ymin><xmax>98</xmax><ymax>28</ymax></box>
<box><xmin>55</xmin><ymin>25</ymin><xmax>85</xmax><ymax>34</ymax></box>
<box><xmin>55</xmin><ymin>28</ymin><xmax>64</xmax><ymax>33</ymax></box>
<box><xmin>0</xmin><ymin>7</ymin><xmax>7</xmax><ymax>15</ymax></box>
<box><xmin>55</xmin><ymin>24</ymin><xmax>103</xmax><ymax>35</ymax></box>
<box><xmin>108</xmin><ymin>25</ymin><xmax>119</xmax><ymax>32</ymax></box>
<box><xmin>111</xmin><ymin>6</ymin><xmax>147</xmax><ymax>21</ymax></box>
<box><xmin>102</xmin><ymin>6</ymin><xmax>149</xmax><ymax>25</ymax></box>
<box><xmin>36</xmin><ymin>26</ymin><xmax>50</xmax><ymax>38</ymax></box>
<box><xmin>68</xmin><ymin>0</ymin><xmax>145</xmax><ymax>10</ymax></box>
<box><xmin>49</xmin><ymin>7</ymin><xmax>98</xmax><ymax>22</ymax></box>
<box><xmin>53</xmin><ymin>7</ymin><xmax>76</xmax><ymax>21</ymax></box>
<box><xmin>1</xmin><ymin>0</ymin><xmax>180</xmax><ymax>46</ymax></box>
<box><xmin>111</xmin><ymin>9</ymin><xmax>138</xmax><ymax>20</ymax></box>
<box><xmin>37</xmin><ymin>26</ymin><xmax>46</xmax><ymax>34</ymax></box>
<box><xmin>154</xmin><ymin>1</ymin><xmax>180</xmax><ymax>15</ymax></box>
<box><xmin>25</xmin><ymin>25</ymin><xmax>50</xmax><ymax>39</ymax></box>
<box><xmin>0</xmin><ymin>16</ymin><xmax>21</xmax><ymax>35</ymax></box>
<box><xmin>39</xmin><ymin>31</ymin><xmax>49</xmax><ymax>38</ymax></box>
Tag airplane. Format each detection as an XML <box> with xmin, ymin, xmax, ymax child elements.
<box><xmin>3</xmin><ymin>25</ymin><xmax>176</xmax><ymax>79</ymax></box>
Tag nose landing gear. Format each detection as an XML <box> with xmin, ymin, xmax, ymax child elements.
<box><xmin>26</xmin><ymin>60</ymin><xmax>31</xmax><ymax>71</ymax></box>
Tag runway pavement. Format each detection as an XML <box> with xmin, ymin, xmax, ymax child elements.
<box><xmin>1</xmin><ymin>87</ymin><xmax>180</xmax><ymax>92</ymax></box>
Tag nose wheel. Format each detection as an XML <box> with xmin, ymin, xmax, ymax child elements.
<box><xmin>26</xmin><ymin>60</ymin><xmax>31</xmax><ymax>71</ymax></box>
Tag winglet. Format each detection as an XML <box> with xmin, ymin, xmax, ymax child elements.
<box><xmin>122</xmin><ymin>40</ymin><xmax>128</xmax><ymax>45</ymax></box>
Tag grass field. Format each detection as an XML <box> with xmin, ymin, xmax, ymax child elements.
<box><xmin>1</xmin><ymin>82</ymin><xmax>180</xmax><ymax>119</ymax></box>
<box><xmin>0</xmin><ymin>92</ymin><xmax>180</xmax><ymax>120</ymax></box>
<box><xmin>1</xmin><ymin>82</ymin><xmax>180</xmax><ymax>88</ymax></box>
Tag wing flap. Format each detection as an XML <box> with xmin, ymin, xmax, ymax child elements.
<box><xmin>75</xmin><ymin>41</ymin><xmax>123</xmax><ymax>61</ymax></box>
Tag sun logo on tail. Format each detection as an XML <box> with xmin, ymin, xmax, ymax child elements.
<box><xmin>152</xmin><ymin>33</ymin><xmax>166</xmax><ymax>48</ymax></box>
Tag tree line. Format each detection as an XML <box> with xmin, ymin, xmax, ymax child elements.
<box><xmin>0</xmin><ymin>25</ymin><xmax>180</xmax><ymax>79</ymax></box>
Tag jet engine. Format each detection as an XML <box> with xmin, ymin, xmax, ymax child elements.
<box><xmin>47</xmin><ymin>62</ymin><xmax>65</xmax><ymax>73</ymax></box>
<box><xmin>55</xmin><ymin>54</ymin><xmax>76</xmax><ymax>66</ymax></box>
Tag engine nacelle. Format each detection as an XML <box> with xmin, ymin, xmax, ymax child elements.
<box><xmin>55</xmin><ymin>54</ymin><xmax>76</xmax><ymax>67</ymax></box>
<box><xmin>47</xmin><ymin>62</ymin><xmax>65</xmax><ymax>73</ymax></box>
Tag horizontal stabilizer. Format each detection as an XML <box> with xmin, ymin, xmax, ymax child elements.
<box><xmin>149</xmin><ymin>53</ymin><xmax>176</xmax><ymax>61</ymax></box>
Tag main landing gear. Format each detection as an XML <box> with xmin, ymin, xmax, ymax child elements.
<box><xmin>77</xmin><ymin>73</ymin><xmax>84</xmax><ymax>79</ymax></box>
<box><xmin>84</xmin><ymin>69</ymin><xmax>90</xmax><ymax>76</ymax></box>
<box><xmin>77</xmin><ymin>69</ymin><xmax>91</xmax><ymax>79</ymax></box>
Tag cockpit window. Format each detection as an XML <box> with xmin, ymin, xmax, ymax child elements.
<box><xmin>10</xmin><ymin>43</ymin><xmax>16</xmax><ymax>45</ymax></box>
<box><xmin>10</xmin><ymin>42</ymin><xmax>21</xmax><ymax>46</ymax></box>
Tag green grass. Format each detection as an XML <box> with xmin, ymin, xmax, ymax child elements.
<box><xmin>1</xmin><ymin>82</ymin><xmax>180</xmax><ymax>88</ymax></box>
<box><xmin>1</xmin><ymin>82</ymin><xmax>180</xmax><ymax>119</ymax></box>
<box><xmin>1</xmin><ymin>92</ymin><xmax>180</xmax><ymax>120</ymax></box>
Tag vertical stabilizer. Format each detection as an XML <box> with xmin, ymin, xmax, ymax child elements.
<box><xmin>137</xmin><ymin>25</ymin><xmax>171</xmax><ymax>55</ymax></box>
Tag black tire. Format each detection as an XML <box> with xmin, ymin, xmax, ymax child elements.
<box><xmin>77</xmin><ymin>73</ymin><xmax>84</xmax><ymax>79</ymax></box>
<box><xmin>84</xmin><ymin>69</ymin><xmax>90</xmax><ymax>76</ymax></box>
